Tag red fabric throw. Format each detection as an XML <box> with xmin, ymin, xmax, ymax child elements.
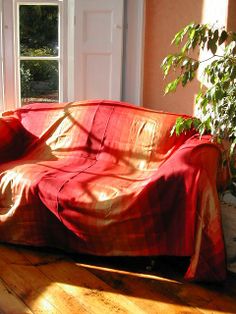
<box><xmin>0</xmin><ymin>116</ymin><xmax>35</xmax><ymax>161</ymax></box>
<box><xmin>0</xmin><ymin>100</ymin><xmax>226</xmax><ymax>281</ymax></box>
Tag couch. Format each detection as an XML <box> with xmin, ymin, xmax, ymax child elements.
<box><xmin>0</xmin><ymin>100</ymin><xmax>226</xmax><ymax>281</ymax></box>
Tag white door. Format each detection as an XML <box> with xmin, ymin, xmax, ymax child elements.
<box><xmin>74</xmin><ymin>0</ymin><xmax>124</xmax><ymax>101</ymax></box>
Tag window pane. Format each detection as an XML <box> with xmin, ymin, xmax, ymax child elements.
<box><xmin>20</xmin><ymin>5</ymin><xmax>58</xmax><ymax>56</ymax></box>
<box><xmin>20</xmin><ymin>60</ymin><xmax>59</xmax><ymax>106</ymax></box>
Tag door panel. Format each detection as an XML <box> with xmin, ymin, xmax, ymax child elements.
<box><xmin>75</xmin><ymin>0</ymin><xmax>124</xmax><ymax>101</ymax></box>
<box><xmin>85</xmin><ymin>54</ymin><xmax>111</xmax><ymax>98</ymax></box>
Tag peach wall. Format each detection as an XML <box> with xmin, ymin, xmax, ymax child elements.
<box><xmin>142</xmin><ymin>0</ymin><xmax>230</xmax><ymax>115</ymax></box>
<box><xmin>227</xmin><ymin>0</ymin><xmax>236</xmax><ymax>31</ymax></box>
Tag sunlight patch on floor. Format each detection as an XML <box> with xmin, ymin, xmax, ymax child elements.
<box><xmin>76</xmin><ymin>262</ymin><xmax>182</xmax><ymax>284</ymax></box>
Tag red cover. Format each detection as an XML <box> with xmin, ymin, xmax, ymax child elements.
<box><xmin>0</xmin><ymin>100</ymin><xmax>226</xmax><ymax>281</ymax></box>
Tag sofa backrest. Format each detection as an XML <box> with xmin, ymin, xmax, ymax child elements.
<box><xmin>3</xmin><ymin>100</ymin><xmax>194</xmax><ymax>168</ymax></box>
<box><xmin>4</xmin><ymin>102</ymin><xmax>77</xmax><ymax>138</ymax></box>
<box><xmin>96</xmin><ymin>101</ymin><xmax>194</xmax><ymax>169</ymax></box>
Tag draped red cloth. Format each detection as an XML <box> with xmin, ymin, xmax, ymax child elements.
<box><xmin>0</xmin><ymin>100</ymin><xmax>226</xmax><ymax>281</ymax></box>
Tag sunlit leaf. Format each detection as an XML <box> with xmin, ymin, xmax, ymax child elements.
<box><xmin>164</xmin><ymin>77</ymin><xmax>181</xmax><ymax>94</ymax></box>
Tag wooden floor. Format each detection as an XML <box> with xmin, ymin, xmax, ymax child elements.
<box><xmin>0</xmin><ymin>244</ymin><xmax>236</xmax><ymax>314</ymax></box>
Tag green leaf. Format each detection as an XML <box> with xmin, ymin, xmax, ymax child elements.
<box><xmin>161</xmin><ymin>54</ymin><xmax>173</xmax><ymax>68</ymax></box>
<box><xmin>189</xmin><ymin>29</ymin><xmax>196</xmax><ymax>40</ymax></box>
<box><xmin>223</xmin><ymin>80</ymin><xmax>230</xmax><ymax>89</ymax></box>
<box><xmin>196</xmin><ymin>90</ymin><xmax>203</xmax><ymax>103</ymax></box>
<box><xmin>192</xmin><ymin>61</ymin><xmax>199</xmax><ymax>71</ymax></box>
<box><xmin>192</xmin><ymin>37</ymin><xmax>199</xmax><ymax>49</ymax></box>
<box><xmin>181</xmin><ymin>72</ymin><xmax>189</xmax><ymax>87</ymax></box>
<box><xmin>171</xmin><ymin>23</ymin><xmax>196</xmax><ymax>46</ymax></box>
<box><xmin>174</xmin><ymin>117</ymin><xmax>185</xmax><ymax>135</ymax></box>
<box><xmin>164</xmin><ymin>77</ymin><xmax>181</xmax><ymax>94</ymax></box>
<box><xmin>213</xmin><ymin>29</ymin><xmax>219</xmax><ymax>42</ymax></box>
<box><xmin>193</xmin><ymin>118</ymin><xmax>201</xmax><ymax>129</ymax></box>
<box><xmin>181</xmin><ymin>58</ymin><xmax>189</xmax><ymax>68</ymax></box>
<box><xmin>201</xmin><ymin>36</ymin><xmax>208</xmax><ymax>48</ymax></box>
<box><xmin>171</xmin><ymin>117</ymin><xmax>200</xmax><ymax>137</ymax></box>
<box><xmin>233</xmin><ymin>45</ymin><xmax>236</xmax><ymax>55</ymax></box>
<box><xmin>163</xmin><ymin>63</ymin><xmax>172</xmax><ymax>77</ymax></box>
<box><xmin>189</xmin><ymin>69</ymin><xmax>195</xmax><ymax>81</ymax></box>
<box><xmin>219</xmin><ymin>30</ymin><xmax>228</xmax><ymax>45</ymax></box>
<box><xmin>185</xmin><ymin>118</ymin><xmax>193</xmax><ymax>129</ymax></box>
<box><xmin>210</xmin><ymin>75</ymin><xmax>216</xmax><ymax>84</ymax></box>
<box><xmin>214</xmin><ymin>87</ymin><xmax>224</xmax><ymax>100</ymax></box>
<box><xmin>161</xmin><ymin>55</ymin><xmax>175</xmax><ymax>77</ymax></box>
<box><xmin>207</xmin><ymin>38</ymin><xmax>217</xmax><ymax>54</ymax></box>
<box><xmin>172</xmin><ymin>30</ymin><xmax>184</xmax><ymax>46</ymax></box>
<box><xmin>199</xmin><ymin>97</ymin><xmax>208</xmax><ymax>112</ymax></box>
<box><xmin>198</xmin><ymin>123</ymin><xmax>206</xmax><ymax>136</ymax></box>
<box><xmin>207</xmin><ymin>30</ymin><xmax>212</xmax><ymax>41</ymax></box>
<box><xmin>230</xmin><ymin>66</ymin><xmax>236</xmax><ymax>80</ymax></box>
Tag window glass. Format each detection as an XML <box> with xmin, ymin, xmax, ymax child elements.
<box><xmin>20</xmin><ymin>5</ymin><xmax>58</xmax><ymax>57</ymax></box>
<box><xmin>19</xmin><ymin>4</ymin><xmax>59</xmax><ymax>105</ymax></box>
<box><xmin>20</xmin><ymin>60</ymin><xmax>58</xmax><ymax>105</ymax></box>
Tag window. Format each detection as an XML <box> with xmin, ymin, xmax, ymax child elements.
<box><xmin>16</xmin><ymin>1</ymin><xmax>63</xmax><ymax>106</ymax></box>
<box><xmin>0</xmin><ymin>0</ymin><xmax>143</xmax><ymax>111</ymax></box>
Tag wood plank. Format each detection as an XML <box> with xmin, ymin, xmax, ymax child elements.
<box><xmin>0</xmin><ymin>245</ymin><xmax>144</xmax><ymax>313</ymax></box>
<box><xmin>0</xmin><ymin>259</ymin><xmax>61</xmax><ymax>314</ymax></box>
<box><xmin>1</xmin><ymin>244</ymin><xmax>236</xmax><ymax>314</ymax></box>
<box><xmin>0</xmin><ymin>244</ymin><xmax>32</xmax><ymax>265</ymax></box>
<box><xmin>0</xmin><ymin>244</ymin><xmax>65</xmax><ymax>266</ymax></box>
<box><xmin>84</xmin><ymin>263</ymin><xmax>236</xmax><ymax>314</ymax></box>
<box><xmin>0</xmin><ymin>279</ymin><xmax>33</xmax><ymax>314</ymax></box>
<box><xmin>0</xmin><ymin>257</ymin><xmax>88</xmax><ymax>313</ymax></box>
<box><xmin>37</xmin><ymin>258</ymin><xmax>207</xmax><ymax>314</ymax></box>
<box><xmin>19</xmin><ymin>245</ymin><xmax>199</xmax><ymax>314</ymax></box>
<box><xmin>0</xmin><ymin>245</ymin><xmax>90</xmax><ymax>313</ymax></box>
<box><xmin>176</xmin><ymin>281</ymin><xmax>236</xmax><ymax>314</ymax></box>
<box><xmin>79</xmin><ymin>264</ymin><xmax>204</xmax><ymax>314</ymax></box>
<box><xmin>16</xmin><ymin>245</ymin><xmax>66</xmax><ymax>266</ymax></box>
<box><xmin>10</xmin><ymin>263</ymin><xmax>89</xmax><ymax>314</ymax></box>
<box><xmin>38</xmin><ymin>260</ymin><xmax>150</xmax><ymax>314</ymax></box>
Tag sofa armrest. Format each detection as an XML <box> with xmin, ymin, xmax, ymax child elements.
<box><xmin>0</xmin><ymin>116</ymin><xmax>35</xmax><ymax>162</ymax></box>
<box><xmin>176</xmin><ymin>134</ymin><xmax>221</xmax><ymax>182</ymax></box>
<box><xmin>154</xmin><ymin>134</ymin><xmax>225</xmax><ymax>281</ymax></box>
<box><xmin>158</xmin><ymin>134</ymin><xmax>221</xmax><ymax>184</ymax></box>
<box><xmin>172</xmin><ymin>134</ymin><xmax>229</xmax><ymax>192</ymax></box>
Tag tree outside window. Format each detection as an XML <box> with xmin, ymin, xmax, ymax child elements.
<box><xmin>19</xmin><ymin>5</ymin><xmax>59</xmax><ymax>105</ymax></box>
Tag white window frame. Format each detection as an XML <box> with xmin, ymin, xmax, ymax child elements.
<box><xmin>122</xmin><ymin>0</ymin><xmax>145</xmax><ymax>106</ymax></box>
<box><xmin>14</xmin><ymin>0</ymin><xmax>64</xmax><ymax>107</ymax></box>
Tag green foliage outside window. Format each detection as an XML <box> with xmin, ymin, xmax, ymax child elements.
<box><xmin>20</xmin><ymin>5</ymin><xmax>58</xmax><ymax>56</ymax></box>
<box><xmin>19</xmin><ymin>5</ymin><xmax>58</xmax><ymax>102</ymax></box>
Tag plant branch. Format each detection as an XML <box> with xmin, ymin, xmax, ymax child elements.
<box><xmin>188</xmin><ymin>54</ymin><xmax>224</xmax><ymax>64</ymax></box>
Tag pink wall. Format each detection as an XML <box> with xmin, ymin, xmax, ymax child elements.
<box><xmin>227</xmin><ymin>0</ymin><xmax>236</xmax><ymax>32</ymax></box>
<box><xmin>142</xmin><ymin>0</ymin><xmax>230</xmax><ymax>115</ymax></box>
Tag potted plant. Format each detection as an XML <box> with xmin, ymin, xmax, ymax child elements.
<box><xmin>161</xmin><ymin>22</ymin><xmax>236</xmax><ymax>273</ymax></box>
